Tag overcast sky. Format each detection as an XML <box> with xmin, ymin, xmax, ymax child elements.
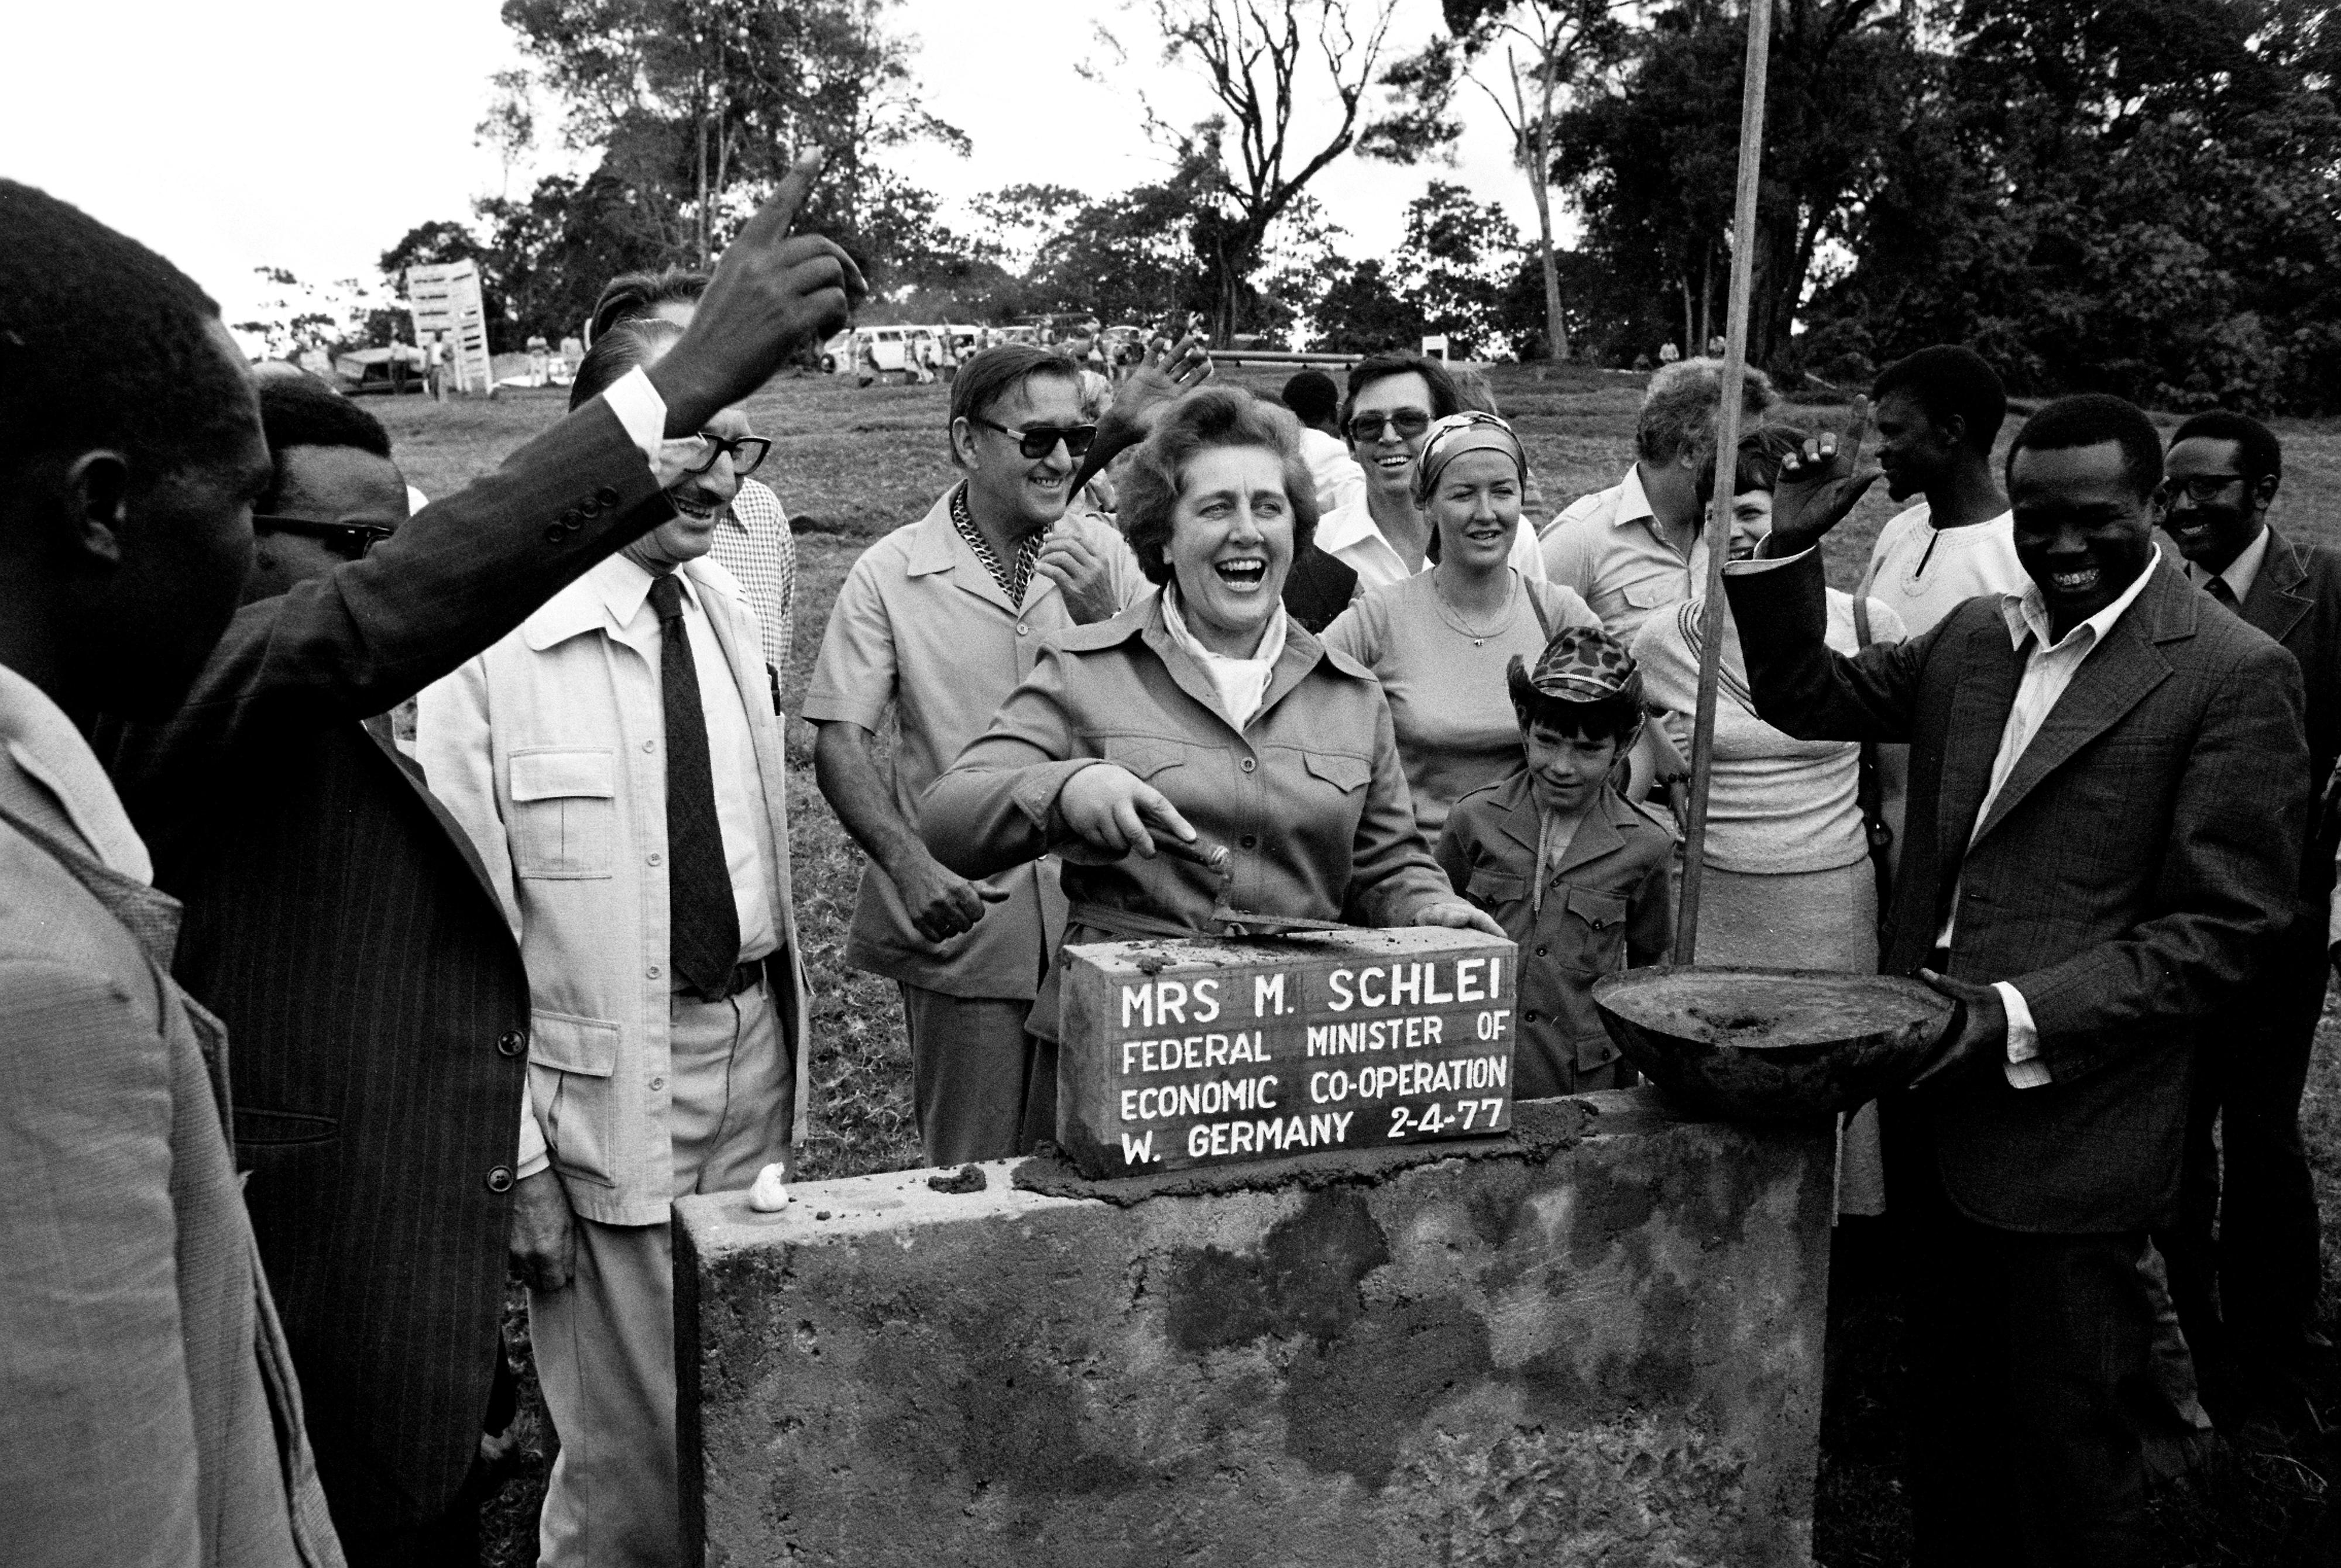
<box><xmin>6</xmin><ymin>0</ymin><xmax>1551</xmax><ymax>324</ymax></box>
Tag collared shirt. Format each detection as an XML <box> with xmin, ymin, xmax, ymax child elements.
<box><xmin>1723</xmin><ymin>545</ymin><xmax>2164</xmax><ymax>1088</ymax></box>
<box><xmin>705</xmin><ymin>476</ymin><xmax>797</xmax><ymax>681</ymax></box>
<box><xmin>2184</xmin><ymin>522</ymin><xmax>2270</xmax><ymax>607</ymax></box>
<box><xmin>0</xmin><ymin>661</ymin><xmax>153</xmax><ymax>881</ymax></box>
<box><xmin>1299</xmin><ymin>426</ymin><xmax>1366</xmax><ymax>515</ymax></box>
<box><xmin>593</xmin><ymin>553</ymin><xmax>779</xmax><ymax>964</ymax></box>
<box><xmin>802</xmin><ymin>489</ymin><xmax>1149</xmax><ymax>996</ymax></box>
<box><xmin>1540</xmin><ymin>464</ymin><xmax>1708</xmax><ymax>645</ymax></box>
<box><xmin>1161</xmin><ymin>586</ymin><xmax>1288</xmax><ymax>727</ymax></box>
<box><xmin>1315</xmin><ymin>494</ymin><xmax>1549</xmax><ymax>593</ymax></box>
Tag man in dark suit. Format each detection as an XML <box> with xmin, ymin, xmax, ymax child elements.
<box><xmin>1722</xmin><ymin>394</ymin><xmax>2307</xmax><ymax>1567</ymax></box>
<box><xmin>2155</xmin><ymin>410</ymin><xmax>2337</xmax><ymax>1431</ymax></box>
<box><xmin>100</xmin><ymin>157</ymin><xmax>862</xmax><ymax>1565</ymax></box>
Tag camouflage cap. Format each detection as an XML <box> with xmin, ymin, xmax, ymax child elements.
<box><xmin>1506</xmin><ymin>623</ymin><xmax>1643</xmax><ymax>709</ymax></box>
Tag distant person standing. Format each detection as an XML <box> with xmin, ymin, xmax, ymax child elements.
<box><xmin>805</xmin><ymin>346</ymin><xmax>1154</xmax><ymax>1165</ymax></box>
<box><xmin>1280</xmin><ymin>368</ymin><xmax>1365</xmax><ymax>515</ymax></box>
<box><xmin>1853</xmin><ymin>346</ymin><xmax>2023</xmax><ymax>876</ymax></box>
<box><xmin>2156</xmin><ymin>410</ymin><xmax>2341</xmax><ymax>1439</ymax></box>
<box><xmin>1540</xmin><ymin>356</ymin><xmax>1778</xmax><ymax>646</ymax></box>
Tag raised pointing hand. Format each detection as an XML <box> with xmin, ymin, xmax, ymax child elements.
<box><xmin>1765</xmin><ymin>394</ymin><xmax>1883</xmax><ymax>557</ymax></box>
<box><xmin>646</xmin><ymin>147</ymin><xmax>869</xmax><ymax>435</ymax></box>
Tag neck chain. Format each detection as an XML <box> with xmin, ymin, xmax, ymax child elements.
<box><xmin>1431</xmin><ymin>573</ymin><xmax>1518</xmax><ymax>646</ymax></box>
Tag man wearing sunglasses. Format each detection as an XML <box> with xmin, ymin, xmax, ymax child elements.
<box><xmin>808</xmin><ymin>342</ymin><xmax>1176</xmax><ymax>1167</ymax></box>
<box><xmin>242</xmin><ymin>384</ymin><xmax>409</xmax><ymax>595</ymax></box>
<box><xmin>2155</xmin><ymin>411</ymin><xmax>2341</xmax><ymax>1445</ymax></box>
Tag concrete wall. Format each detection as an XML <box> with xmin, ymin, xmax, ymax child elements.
<box><xmin>677</xmin><ymin>1090</ymin><xmax>1834</xmax><ymax>1568</ymax></box>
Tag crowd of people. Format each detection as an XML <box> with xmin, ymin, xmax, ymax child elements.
<box><xmin>2</xmin><ymin>149</ymin><xmax>2333</xmax><ymax>1568</ymax></box>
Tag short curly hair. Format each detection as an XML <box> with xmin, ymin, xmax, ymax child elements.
<box><xmin>1118</xmin><ymin>387</ymin><xmax>1320</xmax><ymax>588</ymax></box>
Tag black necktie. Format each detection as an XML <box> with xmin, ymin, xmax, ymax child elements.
<box><xmin>647</xmin><ymin>573</ymin><xmax>740</xmax><ymax>1000</ymax></box>
<box><xmin>2205</xmin><ymin>574</ymin><xmax>2239</xmax><ymax>610</ymax></box>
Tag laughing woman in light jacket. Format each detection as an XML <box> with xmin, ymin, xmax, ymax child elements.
<box><xmin>414</xmin><ymin>317</ymin><xmax>812</xmax><ymax>1568</ymax></box>
<box><xmin>919</xmin><ymin>387</ymin><xmax>1501</xmax><ymax>1061</ymax></box>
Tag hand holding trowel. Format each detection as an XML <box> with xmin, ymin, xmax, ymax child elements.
<box><xmin>1151</xmin><ymin>835</ymin><xmax>1354</xmax><ymax>938</ymax></box>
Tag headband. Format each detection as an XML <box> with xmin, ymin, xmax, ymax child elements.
<box><xmin>1411</xmin><ymin>410</ymin><xmax>1529</xmax><ymax>506</ymax></box>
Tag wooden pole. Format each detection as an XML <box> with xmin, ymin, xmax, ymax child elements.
<box><xmin>1671</xmin><ymin>0</ymin><xmax>1776</xmax><ymax>967</ymax></box>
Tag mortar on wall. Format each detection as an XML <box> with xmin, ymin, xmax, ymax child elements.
<box><xmin>677</xmin><ymin>1090</ymin><xmax>1834</xmax><ymax>1568</ymax></box>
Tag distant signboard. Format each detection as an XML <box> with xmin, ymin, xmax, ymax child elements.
<box><xmin>406</xmin><ymin>260</ymin><xmax>492</xmax><ymax>393</ymax></box>
<box><xmin>1057</xmin><ymin>927</ymin><xmax>1518</xmax><ymax>1180</ymax></box>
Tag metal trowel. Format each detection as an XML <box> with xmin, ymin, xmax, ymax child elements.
<box><xmin>1152</xmin><ymin>835</ymin><xmax>1355</xmax><ymax>938</ymax></box>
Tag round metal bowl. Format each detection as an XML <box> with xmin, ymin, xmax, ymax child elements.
<box><xmin>1592</xmin><ymin>965</ymin><xmax>1956</xmax><ymax>1121</ymax></box>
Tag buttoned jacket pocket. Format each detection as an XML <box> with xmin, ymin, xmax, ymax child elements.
<box><xmin>528</xmin><ymin>1009</ymin><xmax>620</xmax><ymax>1188</ymax></box>
<box><xmin>1302</xmin><ymin>751</ymin><xmax>1372</xmax><ymax>793</ymax></box>
<box><xmin>509</xmin><ymin>748</ymin><xmax>617</xmax><ymax>879</ymax></box>
<box><xmin>1102</xmin><ymin>735</ymin><xmax>1187</xmax><ymax>780</ymax></box>
<box><xmin>1556</xmin><ymin>883</ymin><xmax>1630</xmax><ymax>974</ymax></box>
<box><xmin>1620</xmin><ymin>577</ymin><xmax>1676</xmax><ymax>611</ymax></box>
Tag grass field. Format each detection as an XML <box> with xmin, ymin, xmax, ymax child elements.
<box><xmin>375</xmin><ymin>364</ymin><xmax>2341</xmax><ymax>1566</ymax></box>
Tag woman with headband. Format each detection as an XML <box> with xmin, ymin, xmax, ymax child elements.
<box><xmin>1321</xmin><ymin>411</ymin><xmax>1606</xmax><ymax>839</ymax></box>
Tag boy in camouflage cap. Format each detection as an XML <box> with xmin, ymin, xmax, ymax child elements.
<box><xmin>1434</xmin><ymin>625</ymin><xmax>1674</xmax><ymax>1096</ymax></box>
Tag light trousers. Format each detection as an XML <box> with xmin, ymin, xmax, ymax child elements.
<box><xmin>532</xmin><ymin>979</ymin><xmax>788</xmax><ymax>1568</ymax></box>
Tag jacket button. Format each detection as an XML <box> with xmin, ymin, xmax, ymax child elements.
<box><xmin>597</xmin><ymin>485</ymin><xmax>620</xmax><ymax>506</ymax></box>
<box><xmin>1240</xmin><ymin>757</ymin><xmax>1256</xmax><ymax>773</ymax></box>
<box><xmin>649</xmin><ymin>1076</ymin><xmax>665</xmax><ymax>1091</ymax></box>
<box><xmin>1239</xmin><ymin>834</ymin><xmax>1257</xmax><ymax>850</ymax></box>
<box><xmin>544</xmin><ymin>525</ymin><xmax>565</xmax><ymax>544</ymax></box>
<box><xmin>648</xmin><ymin>852</ymin><xmax>663</xmax><ymax>866</ymax></box>
<box><xmin>1523</xmin><ymin>1010</ymin><xmax>1540</xmax><ymax>1023</ymax></box>
<box><xmin>1535</xmin><ymin>945</ymin><xmax>1549</xmax><ymax>958</ymax></box>
<box><xmin>485</xmin><ymin>1166</ymin><xmax>515</xmax><ymax>1194</ymax></box>
<box><xmin>496</xmin><ymin>1029</ymin><xmax>525</xmax><ymax>1057</ymax></box>
<box><xmin>647</xmin><ymin>964</ymin><xmax>662</xmax><ymax>980</ymax></box>
<box><xmin>560</xmin><ymin>507</ymin><xmax>582</xmax><ymax>527</ymax></box>
<box><xmin>642</xmin><ymin>740</ymin><xmax>656</xmax><ymax>753</ymax></box>
<box><xmin>1016</xmin><ymin>624</ymin><xmax>1030</xmax><ymax>636</ymax></box>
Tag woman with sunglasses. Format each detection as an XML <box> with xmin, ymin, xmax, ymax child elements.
<box><xmin>1320</xmin><ymin>412</ymin><xmax>1603</xmax><ymax>840</ymax></box>
<box><xmin>920</xmin><ymin>387</ymin><xmax>1501</xmax><ymax>1072</ymax></box>
<box><xmin>1312</xmin><ymin>353</ymin><xmax>1549</xmax><ymax>596</ymax></box>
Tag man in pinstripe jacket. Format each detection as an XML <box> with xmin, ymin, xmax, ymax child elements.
<box><xmin>99</xmin><ymin>160</ymin><xmax>861</xmax><ymax>1564</ymax></box>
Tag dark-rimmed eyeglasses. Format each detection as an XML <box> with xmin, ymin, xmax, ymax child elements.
<box><xmin>2167</xmin><ymin>473</ymin><xmax>2247</xmax><ymax>504</ymax></box>
<box><xmin>678</xmin><ymin>431</ymin><xmax>772</xmax><ymax>478</ymax></box>
<box><xmin>969</xmin><ymin>415</ymin><xmax>1098</xmax><ymax>460</ymax></box>
<box><xmin>1345</xmin><ymin>408</ymin><xmax>1433</xmax><ymax>444</ymax></box>
<box><xmin>251</xmin><ymin>514</ymin><xmax>399</xmax><ymax>560</ymax></box>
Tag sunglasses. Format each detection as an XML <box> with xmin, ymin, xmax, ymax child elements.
<box><xmin>1345</xmin><ymin>409</ymin><xmax>1433</xmax><ymax>443</ymax></box>
<box><xmin>678</xmin><ymin>431</ymin><xmax>772</xmax><ymax>478</ymax></box>
<box><xmin>251</xmin><ymin>514</ymin><xmax>399</xmax><ymax>560</ymax></box>
<box><xmin>970</xmin><ymin>415</ymin><xmax>1098</xmax><ymax>460</ymax></box>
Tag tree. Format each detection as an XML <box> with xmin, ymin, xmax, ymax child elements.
<box><xmin>501</xmin><ymin>0</ymin><xmax>967</xmax><ymax>280</ymax></box>
<box><xmin>1552</xmin><ymin>1</ymin><xmax>1918</xmax><ymax>366</ymax></box>
<box><xmin>1366</xmin><ymin>1</ymin><xmax>1635</xmax><ymax>362</ymax></box>
<box><xmin>1804</xmin><ymin>0</ymin><xmax>2341</xmax><ymax>411</ymax></box>
<box><xmin>1313</xmin><ymin>258</ymin><xmax>1430</xmax><ymax>352</ymax></box>
<box><xmin>1394</xmin><ymin>181</ymin><xmax>1523</xmax><ymax>357</ymax></box>
<box><xmin>1103</xmin><ymin>0</ymin><xmax>1404</xmax><ymax>338</ymax></box>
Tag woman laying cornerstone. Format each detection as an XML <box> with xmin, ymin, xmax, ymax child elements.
<box><xmin>919</xmin><ymin>387</ymin><xmax>1502</xmax><ymax>1070</ymax></box>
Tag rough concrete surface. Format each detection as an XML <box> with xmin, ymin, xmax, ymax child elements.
<box><xmin>677</xmin><ymin>1088</ymin><xmax>1833</xmax><ymax>1568</ymax></box>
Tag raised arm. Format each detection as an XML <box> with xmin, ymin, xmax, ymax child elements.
<box><xmin>106</xmin><ymin>152</ymin><xmax>864</xmax><ymax>843</ymax></box>
<box><xmin>1722</xmin><ymin>548</ymin><xmax>1935</xmax><ymax>744</ymax></box>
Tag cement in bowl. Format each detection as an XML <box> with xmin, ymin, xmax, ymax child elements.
<box><xmin>1592</xmin><ymin>965</ymin><xmax>1956</xmax><ymax>1120</ymax></box>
